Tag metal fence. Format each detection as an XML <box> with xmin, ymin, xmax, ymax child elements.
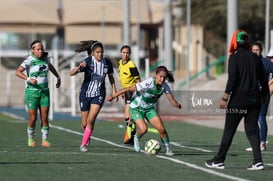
<box><xmin>0</xmin><ymin>57</ymin><xmax>124</xmax><ymax>120</ymax></box>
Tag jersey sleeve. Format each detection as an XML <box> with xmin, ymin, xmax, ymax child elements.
<box><xmin>130</xmin><ymin>67</ymin><xmax>140</xmax><ymax>77</ymax></box>
<box><xmin>45</xmin><ymin>57</ymin><xmax>51</xmax><ymax>64</ymax></box>
<box><xmin>79</xmin><ymin>57</ymin><xmax>90</xmax><ymax>72</ymax></box>
<box><xmin>135</xmin><ymin>77</ymin><xmax>153</xmax><ymax>92</ymax></box>
<box><xmin>129</xmin><ymin>61</ymin><xmax>140</xmax><ymax>76</ymax></box>
<box><xmin>20</xmin><ymin>58</ymin><xmax>30</xmax><ymax>69</ymax></box>
<box><xmin>106</xmin><ymin>58</ymin><xmax>114</xmax><ymax>74</ymax></box>
<box><xmin>163</xmin><ymin>82</ymin><xmax>172</xmax><ymax>94</ymax></box>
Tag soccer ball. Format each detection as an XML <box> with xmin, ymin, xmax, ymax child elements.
<box><xmin>144</xmin><ymin>139</ymin><xmax>161</xmax><ymax>155</ymax></box>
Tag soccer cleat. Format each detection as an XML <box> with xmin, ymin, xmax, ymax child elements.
<box><xmin>28</xmin><ymin>138</ymin><xmax>36</xmax><ymax>147</ymax></box>
<box><xmin>247</xmin><ymin>162</ymin><xmax>264</xmax><ymax>170</ymax></box>
<box><xmin>165</xmin><ymin>150</ymin><xmax>174</xmax><ymax>156</ymax></box>
<box><xmin>245</xmin><ymin>147</ymin><xmax>252</xmax><ymax>151</ymax></box>
<box><xmin>80</xmin><ymin>145</ymin><xmax>88</xmax><ymax>152</ymax></box>
<box><xmin>123</xmin><ymin>122</ymin><xmax>136</xmax><ymax>145</ymax></box>
<box><xmin>123</xmin><ymin>125</ymin><xmax>133</xmax><ymax>144</ymax></box>
<box><xmin>205</xmin><ymin>159</ymin><xmax>225</xmax><ymax>169</ymax></box>
<box><xmin>260</xmin><ymin>143</ymin><xmax>266</xmax><ymax>151</ymax></box>
<box><xmin>245</xmin><ymin>143</ymin><xmax>266</xmax><ymax>152</ymax></box>
<box><xmin>133</xmin><ymin>135</ymin><xmax>140</xmax><ymax>152</ymax></box>
<box><xmin>41</xmin><ymin>140</ymin><xmax>51</xmax><ymax>147</ymax></box>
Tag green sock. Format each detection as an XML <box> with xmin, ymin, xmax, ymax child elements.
<box><xmin>161</xmin><ymin>137</ymin><xmax>170</xmax><ymax>151</ymax></box>
<box><xmin>27</xmin><ymin>127</ymin><xmax>35</xmax><ymax>139</ymax></box>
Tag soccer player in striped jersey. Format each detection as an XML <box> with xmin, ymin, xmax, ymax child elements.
<box><xmin>70</xmin><ymin>41</ymin><xmax>118</xmax><ymax>152</ymax></box>
<box><xmin>107</xmin><ymin>66</ymin><xmax>182</xmax><ymax>156</ymax></box>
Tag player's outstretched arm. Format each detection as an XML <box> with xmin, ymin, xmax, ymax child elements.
<box><xmin>106</xmin><ymin>85</ymin><xmax>136</xmax><ymax>102</ymax></box>
<box><xmin>165</xmin><ymin>93</ymin><xmax>182</xmax><ymax>109</ymax></box>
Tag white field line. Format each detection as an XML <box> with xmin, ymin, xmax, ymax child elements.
<box><xmin>2</xmin><ymin>111</ymin><xmax>25</xmax><ymax>120</ymax></box>
<box><xmin>50</xmin><ymin>123</ymin><xmax>251</xmax><ymax>181</ymax></box>
<box><xmin>49</xmin><ymin>124</ymin><xmax>135</xmax><ymax>151</ymax></box>
<box><xmin>5</xmin><ymin>151</ymin><xmax>135</xmax><ymax>156</ymax></box>
<box><xmin>170</xmin><ymin>142</ymin><xmax>213</xmax><ymax>152</ymax></box>
<box><xmin>0</xmin><ymin>110</ymin><xmax>251</xmax><ymax>181</ymax></box>
<box><xmin>156</xmin><ymin>155</ymin><xmax>251</xmax><ymax>181</ymax></box>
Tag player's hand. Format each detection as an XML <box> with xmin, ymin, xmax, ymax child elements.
<box><xmin>115</xmin><ymin>96</ymin><xmax>119</xmax><ymax>102</ymax></box>
<box><xmin>178</xmin><ymin>104</ymin><xmax>182</xmax><ymax>109</ymax></box>
<box><xmin>56</xmin><ymin>77</ymin><xmax>61</xmax><ymax>88</ymax></box>
<box><xmin>106</xmin><ymin>96</ymin><xmax>113</xmax><ymax>102</ymax></box>
<box><xmin>219</xmin><ymin>100</ymin><xmax>227</xmax><ymax>109</ymax></box>
<box><xmin>79</xmin><ymin>61</ymin><xmax>87</xmax><ymax>68</ymax></box>
<box><xmin>28</xmin><ymin>78</ymin><xmax>37</xmax><ymax>85</ymax></box>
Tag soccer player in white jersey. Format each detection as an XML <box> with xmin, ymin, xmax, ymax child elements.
<box><xmin>15</xmin><ymin>40</ymin><xmax>61</xmax><ymax>147</ymax></box>
<box><xmin>70</xmin><ymin>40</ymin><xmax>118</xmax><ymax>152</ymax></box>
<box><xmin>107</xmin><ymin>66</ymin><xmax>182</xmax><ymax>156</ymax></box>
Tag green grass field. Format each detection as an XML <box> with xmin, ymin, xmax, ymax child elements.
<box><xmin>1</xmin><ymin>112</ymin><xmax>273</xmax><ymax>181</ymax></box>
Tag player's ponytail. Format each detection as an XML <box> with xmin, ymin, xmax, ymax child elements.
<box><xmin>75</xmin><ymin>40</ymin><xmax>98</xmax><ymax>55</ymax></box>
<box><xmin>166</xmin><ymin>71</ymin><xmax>174</xmax><ymax>83</ymax></box>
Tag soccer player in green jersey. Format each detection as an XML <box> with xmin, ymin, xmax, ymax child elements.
<box><xmin>15</xmin><ymin>40</ymin><xmax>61</xmax><ymax>147</ymax></box>
<box><xmin>107</xmin><ymin>66</ymin><xmax>181</xmax><ymax>156</ymax></box>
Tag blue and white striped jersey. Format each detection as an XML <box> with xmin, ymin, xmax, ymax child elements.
<box><xmin>79</xmin><ymin>56</ymin><xmax>114</xmax><ymax>97</ymax></box>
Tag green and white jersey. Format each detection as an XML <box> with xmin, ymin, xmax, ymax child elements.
<box><xmin>20</xmin><ymin>55</ymin><xmax>50</xmax><ymax>90</ymax></box>
<box><xmin>130</xmin><ymin>77</ymin><xmax>171</xmax><ymax>110</ymax></box>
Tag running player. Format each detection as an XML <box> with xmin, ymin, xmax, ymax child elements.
<box><xmin>70</xmin><ymin>40</ymin><xmax>118</xmax><ymax>152</ymax></box>
<box><xmin>107</xmin><ymin>65</ymin><xmax>182</xmax><ymax>156</ymax></box>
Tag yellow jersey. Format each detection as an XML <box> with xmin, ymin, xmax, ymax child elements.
<box><xmin>118</xmin><ymin>59</ymin><xmax>140</xmax><ymax>88</ymax></box>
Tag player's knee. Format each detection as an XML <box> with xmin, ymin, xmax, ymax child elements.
<box><xmin>28</xmin><ymin>116</ymin><xmax>37</xmax><ymax>123</ymax></box>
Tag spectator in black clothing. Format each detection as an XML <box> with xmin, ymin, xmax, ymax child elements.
<box><xmin>205</xmin><ymin>30</ymin><xmax>269</xmax><ymax>171</ymax></box>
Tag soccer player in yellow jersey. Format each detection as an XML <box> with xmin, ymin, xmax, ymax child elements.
<box><xmin>118</xmin><ymin>45</ymin><xmax>141</xmax><ymax>144</ymax></box>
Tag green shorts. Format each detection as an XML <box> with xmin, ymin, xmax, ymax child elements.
<box><xmin>25</xmin><ymin>88</ymin><xmax>50</xmax><ymax>110</ymax></box>
<box><xmin>129</xmin><ymin>107</ymin><xmax>158</xmax><ymax>121</ymax></box>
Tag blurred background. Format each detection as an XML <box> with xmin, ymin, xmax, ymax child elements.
<box><xmin>0</xmin><ymin>0</ymin><xmax>272</xmax><ymax>118</ymax></box>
